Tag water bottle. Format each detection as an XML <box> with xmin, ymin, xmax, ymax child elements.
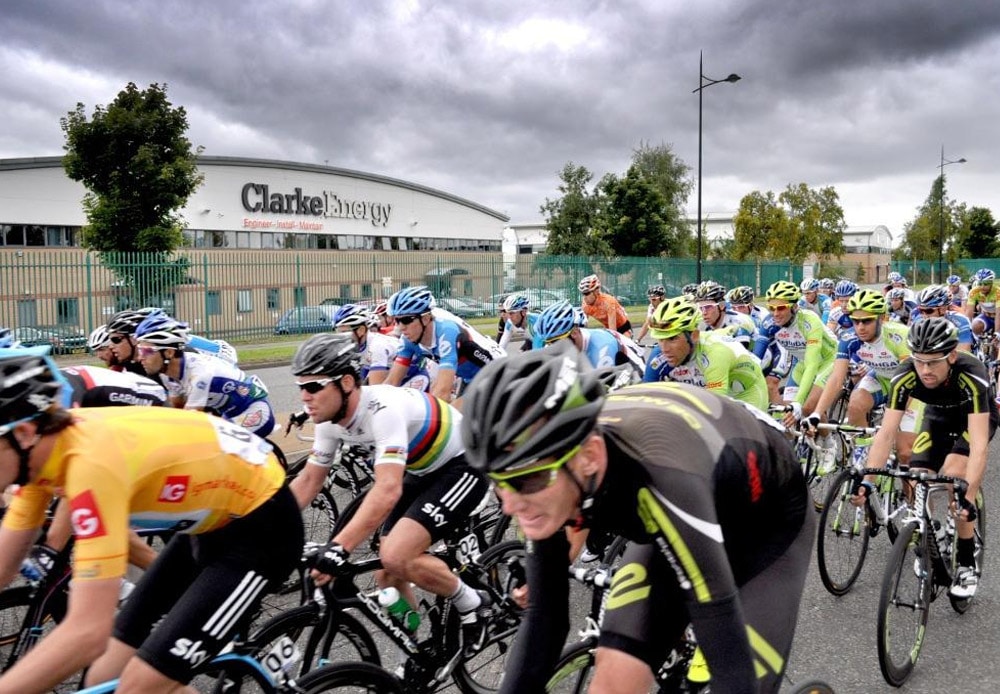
<box><xmin>378</xmin><ymin>587</ymin><xmax>421</xmax><ymax>632</ymax></box>
<box><xmin>851</xmin><ymin>436</ymin><xmax>873</xmax><ymax>469</ymax></box>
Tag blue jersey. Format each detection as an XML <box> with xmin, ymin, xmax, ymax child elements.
<box><xmin>910</xmin><ymin>310</ymin><xmax>975</xmax><ymax>347</ymax></box>
<box><xmin>395</xmin><ymin>308</ymin><xmax>505</xmax><ymax>382</ymax></box>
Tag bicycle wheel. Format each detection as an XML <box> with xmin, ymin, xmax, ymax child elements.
<box><xmin>949</xmin><ymin>489</ymin><xmax>987</xmax><ymax>614</ymax></box>
<box><xmin>876</xmin><ymin>522</ymin><xmax>931</xmax><ymax>687</ymax></box>
<box><xmin>451</xmin><ymin>541</ymin><xmax>526</xmax><ymax>694</ymax></box>
<box><xmin>189</xmin><ymin>652</ymin><xmax>277</xmax><ymax>694</ymax></box>
<box><xmin>827</xmin><ymin>387</ymin><xmax>850</xmax><ymax>425</ymax></box>
<box><xmin>545</xmin><ymin>639</ymin><xmax>597</xmax><ymax>693</ymax></box>
<box><xmin>801</xmin><ymin>444</ymin><xmax>831</xmax><ymax>512</ymax></box>
<box><xmin>817</xmin><ymin>470</ymin><xmax>870</xmax><ymax>596</ymax></box>
<box><xmin>295</xmin><ymin>661</ymin><xmax>404</xmax><ymax>693</ymax></box>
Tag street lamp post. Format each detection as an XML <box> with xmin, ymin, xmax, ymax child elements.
<box><xmin>938</xmin><ymin>146</ymin><xmax>966</xmax><ymax>282</ymax></box>
<box><xmin>694</xmin><ymin>51</ymin><xmax>740</xmax><ymax>284</ymax></box>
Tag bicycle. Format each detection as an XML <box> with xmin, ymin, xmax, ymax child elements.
<box><xmin>873</xmin><ymin>467</ymin><xmax>986</xmax><ymax>686</ymax></box>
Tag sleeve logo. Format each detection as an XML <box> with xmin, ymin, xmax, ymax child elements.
<box><xmin>69</xmin><ymin>490</ymin><xmax>107</xmax><ymax>539</ymax></box>
<box><xmin>159</xmin><ymin>476</ymin><xmax>191</xmax><ymax>503</ymax></box>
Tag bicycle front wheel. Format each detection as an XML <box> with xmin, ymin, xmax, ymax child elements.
<box><xmin>294</xmin><ymin>661</ymin><xmax>404</xmax><ymax>693</ymax></box>
<box><xmin>817</xmin><ymin>470</ymin><xmax>870</xmax><ymax>596</ymax></box>
<box><xmin>546</xmin><ymin>639</ymin><xmax>597</xmax><ymax>693</ymax></box>
<box><xmin>876</xmin><ymin>522</ymin><xmax>931</xmax><ymax>687</ymax></box>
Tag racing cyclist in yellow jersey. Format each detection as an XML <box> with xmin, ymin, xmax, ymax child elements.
<box><xmin>0</xmin><ymin>349</ymin><xmax>302</xmax><ymax>693</ymax></box>
<box><xmin>646</xmin><ymin>297</ymin><xmax>769</xmax><ymax>411</ymax></box>
<box><xmin>756</xmin><ymin>281</ymin><xmax>839</xmax><ymax>427</ymax></box>
<box><xmin>965</xmin><ymin>268</ymin><xmax>1000</xmax><ymax>338</ymax></box>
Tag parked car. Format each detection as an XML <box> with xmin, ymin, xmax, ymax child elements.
<box><xmin>13</xmin><ymin>325</ymin><xmax>88</xmax><ymax>354</ymax></box>
<box><xmin>437</xmin><ymin>297</ymin><xmax>488</xmax><ymax>319</ymax></box>
<box><xmin>274</xmin><ymin>305</ymin><xmax>338</xmax><ymax>335</ymax></box>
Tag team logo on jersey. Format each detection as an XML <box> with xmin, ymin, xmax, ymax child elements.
<box><xmin>241</xmin><ymin>410</ymin><xmax>263</xmax><ymax>428</ymax></box>
<box><xmin>69</xmin><ymin>490</ymin><xmax>107</xmax><ymax>539</ymax></box>
<box><xmin>159</xmin><ymin>476</ymin><xmax>190</xmax><ymax>503</ymax></box>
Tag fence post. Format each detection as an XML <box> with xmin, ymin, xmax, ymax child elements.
<box><xmin>202</xmin><ymin>254</ymin><xmax>211</xmax><ymax>338</ymax></box>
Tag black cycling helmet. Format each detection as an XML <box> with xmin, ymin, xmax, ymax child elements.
<box><xmin>291</xmin><ymin>333</ymin><xmax>362</xmax><ymax>381</ymax></box>
<box><xmin>461</xmin><ymin>341</ymin><xmax>606</xmax><ymax>476</ymax></box>
<box><xmin>0</xmin><ymin>350</ymin><xmax>63</xmax><ymax>436</ymax></box>
<box><xmin>907</xmin><ymin>317</ymin><xmax>958</xmax><ymax>355</ymax></box>
<box><xmin>106</xmin><ymin>307</ymin><xmax>163</xmax><ymax>336</ymax></box>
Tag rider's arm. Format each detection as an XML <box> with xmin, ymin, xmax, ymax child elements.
<box><xmin>289</xmin><ymin>423</ymin><xmax>342</xmax><ymax>509</ymax></box>
<box><xmin>604</xmin><ymin>296</ymin><xmax>619</xmax><ymax>333</ymax></box>
<box><xmin>963</xmin><ymin>411</ymin><xmax>990</xmax><ymax>505</ymax></box>
<box><xmin>330</xmin><ymin>463</ymin><xmax>404</xmax><ymax>552</ymax></box>
<box><xmin>430</xmin><ymin>369</ymin><xmax>457</xmax><ymax>403</ymax></box>
<box><xmin>497</xmin><ymin>319</ymin><xmax>513</xmax><ymax>351</ymax></box>
<box><xmin>290</xmin><ymin>462</ymin><xmax>330</xmax><ymax>510</ymax></box>
<box><xmin>862</xmin><ymin>408</ymin><xmax>904</xmax><ymax>484</ymax></box>
<box><xmin>812</xmin><ymin>356</ymin><xmax>850</xmax><ymax>418</ymax></box>
<box><xmin>793</xmin><ymin>313</ymin><xmax>829</xmax><ymax>407</ymax></box>
<box><xmin>964</xmin><ymin>291</ymin><xmax>977</xmax><ymax>320</ymax></box>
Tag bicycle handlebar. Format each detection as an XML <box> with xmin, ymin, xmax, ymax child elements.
<box><xmin>568</xmin><ymin>565</ymin><xmax>613</xmax><ymax>589</ymax></box>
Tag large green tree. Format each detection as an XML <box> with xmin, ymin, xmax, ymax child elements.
<box><xmin>540</xmin><ymin>162</ymin><xmax>611</xmax><ymax>256</ymax></box>
<box><xmin>629</xmin><ymin>141</ymin><xmax>693</xmax><ymax>251</ymax></box>
<box><xmin>961</xmin><ymin>206</ymin><xmax>998</xmax><ymax>258</ymax></box>
<box><xmin>895</xmin><ymin>175</ymin><xmax>967</xmax><ymax>277</ymax></box>
<box><xmin>596</xmin><ymin>166</ymin><xmax>681</xmax><ymax>257</ymax></box>
<box><xmin>61</xmin><ymin>82</ymin><xmax>203</xmax><ymax>306</ymax></box>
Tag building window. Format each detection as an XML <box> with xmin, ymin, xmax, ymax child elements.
<box><xmin>237</xmin><ymin>289</ymin><xmax>253</xmax><ymax>313</ymax></box>
<box><xmin>340</xmin><ymin>284</ymin><xmax>351</xmax><ymax>301</ymax></box>
<box><xmin>17</xmin><ymin>299</ymin><xmax>37</xmax><ymax>326</ymax></box>
<box><xmin>361</xmin><ymin>283</ymin><xmax>373</xmax><ymax>299</ymax></box>
<box><xmin>266</xmin><ymin>288</ymin><xmax>280</xmax><ymax>311</ymax></box>
<box><xmin>463</xmin><ymin>279</ymin><xmax>473</xmax><ymax>295</ymax></box>
<box><xmin>56</xmin><ymin>298</ymin><xmax>80</xmax><ymax>325</ymax></box>
<box><xmin>293</xmin><ymin>286</ymin><xmax>306</xmax><ymax>307</ymax></box>
<box><xmin>206</xmin><ymin>291</ymin><xmax>222</xmax><ymax>316</ymax></box>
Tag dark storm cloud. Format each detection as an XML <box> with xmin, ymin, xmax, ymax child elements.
<box><xmin>2</xmin><ymin>0</ymin><xmax>1000</xmax><ymax>228</ymax></box>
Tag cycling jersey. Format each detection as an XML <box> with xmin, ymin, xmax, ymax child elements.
<box><xmin>837</xmin><ymin>321</ymin><xmax>911</xmax><ymax>382</ymax></box>
<box><xmin>576</xmin><ymin>328</ymin><xmax>645</xmax><ymax>375</ymax></box>
<box><xmin>643</xmin><ymin>332</ymin><xmax>768</xmax><ymax>410</ymax></box>
<box><xmin>307</xmin><ymin>385</ymin><xmax>465</xmax><ymax>476</ymax></box>
<box><xmin>757</xmin><ymin>309</ymin><xmax>838</xmax><ymax>405</ymax></box>
<box><xmin>394</xmin><ymin>308</ymin><xmax>506</xmax><ymax>383</ymax></box>
<box><xmin>949</xmin><ymin>285</ymin><xmax>969</xmax><ymax>307</ymax></box>
<box><xmin>2</xmin><ymin>407</ymin><xmax>286</xmax><ymax>581</ymax></box>
<box><xmin>61</xmin><ymin>365</ymin><xmax>167</xmax><ymax>408</ymax></box>
<box><xmin>826</xmin><ymin>300</ymin><xmax>854</xmax><ymax>339</ymax></box>
<box><xmin>497</xmin><ymin>312</ymin><xmax>539</xmax><ymax>351</ymax></box>
<box><xmin>888</xmin><ymin>300</ymin><xmax>918</xmax><ymax>325</ymax></box>
<box><xmin>702</xmin><ymin>309</ymin><xmax>759</xmax><ymax>348</ymax></box>
<box><xmin>359</xmin><ymin>330</ymin><xmax>401</xmax><ymax>378</ymax></box>
<box><xmin>157</xmin><ymin>351</ymin><xmax>275</xmax><ymax>436</ymax></box>
<box><xmin>968</xmin><ymin>284</ymin><xmax>1000</xmax><ymax>315</ymax></box>
<box><xmin>582</xmin><ymin>292</ymin><xmax>631</xmax><ymax>334</ymax></box>
<box><xmin>187</xmin><ymin>334</ymin><xmax>238</xmax><ymax>364</ymax></box>
<box><xmin>798</xmin><ymin>294</ymin><xmax>831</xmax><ymax>322</ymax></box>
<box><xmin>910</xmin><ymin>310</ymin><xmax>975</xmax><ymax>349</ymax></box>
<box><xmin>503</xmin><ymin>383</ymin><xmax>813</xmax><ymax>694</ymax></box>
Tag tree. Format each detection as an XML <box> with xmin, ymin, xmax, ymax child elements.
<box><xmin>540</xmin><ymin>163</ymin><xmax>611</xmax><ymax>256</ymax></box>
<box><xmin>896</xmin><ymin>175</ymin><xmax>970</xmax><ymax>280</ymax></box>
<box><xmin>61</xmin><ymin>82</ymin><xmax>203</xmax><ymax>305</ymax></box>
<box><xmin>733</xmin><ymin>190</ymin><xmax>788</xmax><ymax>288</ymax></box>
<box><xmin>596</xmin><ymin>166</ymin><xmax>679</xmax><ymax>257</ymax></box>
<box><xmin>775</xmin><ymin>183</ymin><xmax>847</xmax><ymax>265</ymax></box>
<box><xmin>961</xmin><ymin>206</ymin><xmax>998</xmax><ymax>258</ymax></box>
<box><xmin>629</xmin><ymin>141</ymin><xmax>693</xmax><ymax>251</ymax></box>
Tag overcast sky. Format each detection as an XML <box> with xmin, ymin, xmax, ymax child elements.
<box><xmin>4</xmin><ymin>0</ymin><xmax>1000</xmax><ymax>243</ymax></box>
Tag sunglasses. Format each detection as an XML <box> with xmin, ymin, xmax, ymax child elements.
<box><xmin>766</xmin><ymin>303</ymin><xmax>791</xmax><ymax>312</ymax></box>
<box><xmin>912</xmin><ymin>353</ymin><xmax>950</xmax><ymax>366</ymax></box>
<box><xmin>136</xmin><ymin>345</ymin><xmax>162</xmax><ymax>358</ymax></box>
<box><xmin>918</xmin><ymin>307</ymin><xmax>940</xmax><ymax>315</ymax></box>
<box><xmin>396</xmin><ymin>314</ymin><xmax>423</xmax><ymax>325</ymax></box>
<box><xmin>489</xmin><ymin>445</ymin><xmax>581</xmax><ymax>495</ymax></box>
<box><xmin>849</xmin><ymin>316</ymin><xmax>877</xmax><ymax>325</ymax></box>
<box><xmin>109</xmin><ymin>335</ymin><xmax>128</xmax><ymax>344</ymax></box>
<box><xmin>295</xmin><ymin>378</ymin><xmax>337</xmax><ymax>394</ymax></box>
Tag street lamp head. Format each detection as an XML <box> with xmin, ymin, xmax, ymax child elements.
<box><xmin>724</xmin><ymin>74</ymin><xmax>741</xmax><ymax>83</ymax></box>
<box><xmin>957</xmin><ymin>158</ymin><xmax>967</xmax><ymax>164</ymax></box>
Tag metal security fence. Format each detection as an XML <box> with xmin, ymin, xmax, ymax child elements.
<box><xmin>1</xmin><ymin>249</ymin><xmax>803</xmax><ymax>344</ymax></box>
<box><xmin>892</xmin><ymin>259</ymin><xmax>1000</xmax><ymax>286</ymax></box>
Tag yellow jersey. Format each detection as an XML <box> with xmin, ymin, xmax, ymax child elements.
<box><xmin>2</xmin><ymin>408</ymin><xmax>285</xmax><ymax>581</ymax></box>
<box><xmin>969</xmin><ymin>284</ymin><xmax>1000</xmax><ymax>314</ymax></box>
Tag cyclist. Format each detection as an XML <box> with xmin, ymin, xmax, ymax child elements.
<box><xmin>886</xmin><ymin>287</ymin><xmax>917</xmax><ymax>325</ymax></box>
<box><xmin>579</xmin><ymin>274</ymin><xmax>632</xmax><ymax>336</ymax></box>
<box><xmin>727</xmin><ymin>286</ymin><xmax>790</xmax><ymax>404</ymax></box>
<box><xmin>644</xmin><ymin>297</ymin><xmax>768</xmax><ymax>411</ymax></box>
<box><xmin>947</xmin><ymin>274</ymin><xmax>968</xmax><ymax>309</ymax></box>
<box><xmin>694</xmin><ymin>281</ymin><xmax>758</xmax><ymax>349</ymax></box>
<box><xmin>497</xmin><ymin>293</ymin><xmax>539</xmax><ymax>352</ymax></box>
<box><xmin>459</xmin><ymin>342</ymin><xmax>814</xmax><ymax>694</ymax></box>
<box><xmin>818</xmin><ymin>277</ymin><xmax>835</xmax><ymax>298</ymax></box>
<box><xmin>885</xmin><ymin>271</ymin><xmax>916</xmax><ymax>301</ymax></box>
<box><xmin>912</xmin><ymin>285</ymin><xmax>974</xmax><ymax>353</ymax></box>
<box><xmin>757</xmin><ymin>281</ymin><xmax>839</xmax><ymax>425</ymax></box>
<box><xmin>965</xmin><ymin>268</ymin><xmax>1000</xmax><ymax>338</ymax></box>
<box><xmin>534</xmin><ymin>300</ymin><xmax>645</xmax><ymax>377</ymax></box>
<box><xmin>106</xmin><ymin>307</ymin><xmax>164</xmax><ymax>376</ymax></box>
<box><xmin>0</xmin><ymin>349</ymin><xmax>302</xmax><ymax>693</ymax></box>
<box><xmin>334</xmin><ymin>303</ymin><xmax>398</xmax><ymax>386</ymax></box>
<box><xmin>825</xmin><ymin>280</ymin><xmax>858</xmax><ymax>339</ymax></box>
<box><xmin>384</xmin><ymin>286</ymin><xmax>506</xmax><ymax>407</ymax></box>
<box><xmin>133</xmin><ymin>313</ymin><xmax>276</xmax><ymax>437</ymax></box>
<box><xmin>634</xmin><ymin>285</ymin><xmax>667</xmax><ymax>344</ymax></box>
<box><xmin>726</xmin><ymin>285</ymin><xmax>768</xmax><ymax>327</ymax></box>
<box><xmin>798</xmin><ymin>278</ymin><xmax>831</xmax><ymax>322</ymax></box>
<box><xmin>853</xmin><ymin>317</ymin><xmax>996</xmax><ymax>599</ymax></box>
<box><xmin>287</xmin><ymin>333</ymin><xmax>494</xmax><ymax>651</ymax></box>
<box><xmin>372</xmin><ymin>300</ymin><xmax>398</xmax><ymax>335</ymax></box>
<box><xmin>87</xmin><ymin>325</ymin><xmax>118</xmax><ymax>368</ymax></box>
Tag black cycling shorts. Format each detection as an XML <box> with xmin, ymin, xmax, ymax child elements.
<box><xmin>909</xmin><ymin>406</ymin><xmax>998</xmax><ymax>471</ymax></box>
<box><xmin>381</xmin><ymin>457</ymin><xmax>489</xmax><ymax>543</ymax></box>
<box><xmin>114</xmin><ymin>485</ymin><xmax>303</xmax><ymax>684</ymax></box>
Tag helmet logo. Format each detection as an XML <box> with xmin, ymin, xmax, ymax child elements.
<box><xmin>544</xmin><ymin>356</ymin><xmax>578</xmax><ymax>410</ymax></box>
<box><xmin>26</xmin><ymin>392</ymin><xmax>54</xmax><ymax>410</ymax></box>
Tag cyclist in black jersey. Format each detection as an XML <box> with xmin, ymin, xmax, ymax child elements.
<box><xmin>855</xmin><ymin>317</ymin><xmax>996</xmax><ymax>599</ymax></box>
<box><xmin>460</xmin><ymin>342</ymin><xmax>814</xmax><ymax>694</ymax></box>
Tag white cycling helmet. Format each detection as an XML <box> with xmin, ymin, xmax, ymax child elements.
<box><xmin>88</xmin><ymin>325</ymin><xmax>112</xmax><ymax>351</ymax></box>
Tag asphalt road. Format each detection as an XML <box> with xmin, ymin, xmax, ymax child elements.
<box><xmin>248</xmin><ymin>363</ymin><xmax>1000</xmax><ymax>693</ymax></box>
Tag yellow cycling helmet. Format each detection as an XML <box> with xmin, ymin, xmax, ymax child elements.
<box><xmin>649</xmin><ymin>297</ymin><xmax>701</xmax><ymax>339</ymax></box>
<box><xmin>765</xmin><ymin>280</ymin><xmax>802</xmax><ymax>303</ymax></box>
<box><xmin>846</xmin><ymin>289</ymin><xmax>887</xmax><ymax>316</ymax></box>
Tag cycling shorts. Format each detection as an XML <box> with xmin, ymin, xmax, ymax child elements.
<box><xmin>909</xmin><ymin>404</ymin><xmax>997</xmax><ymax>471</ymax></box>
<box><xmin>114</xmin><ymin>485</ymin><xmax>303</xmax><ymax>684</ymax></box>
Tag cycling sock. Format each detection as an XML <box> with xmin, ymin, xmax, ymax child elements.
<box><xmin>450</xmin><ymin>580</ymin><xmax>482</xmax><ymax>613</ymax></box>
<box><xmin>956</xmin><ymin>537</ymin><xmax>976</xmax><ymax>567</ymax></box>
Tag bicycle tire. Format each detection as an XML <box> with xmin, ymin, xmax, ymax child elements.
<box><xmin>816</xmin><ymin>470</ymin><xmax>870</xmax><ymax>596</ymax></box>
<box><xmin>876</xmin><ymin>522</ymin><xmax>931</xmax><ymax>687</ymax></box>
<box><xmin>949</xmin><ymin>489</ymin><xmax>986</xmax><ymax>614</ymax></box>
<box><xmin>189</xmin><ymin>652</ymin><xmax>277</xmax><ymax>694</ymax></box>
<box><xmin>294</xmin><ymin>661</ymin><xmax>404</xmax><ymax>693</ymax></box>
<box><xmin>801</xmin><ymin>444</ymin><xmax>831</xmax><ymax>512</ymax></box>
<box><xmin>827</xmin><ymin>387</ymin><xmax>850</xmax><ymax>425</ymax></box>
<box><xmin>451</xmin><ymin>540</ymin><xmax>526</xmax><ymax>694</ymax></box>
<box><xmin>546</xmin><ymin>638</ymin><xmax>597</xmax><ymax>693</ymax></box>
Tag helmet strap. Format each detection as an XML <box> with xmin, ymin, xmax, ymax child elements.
<box><xmin>333</xmin><ymin>378</ymin><xmax>353</xmax><ymax>424</ymax></box>
<box><xmin>4</xmin><ymin>431</ymin><xmax>36</xmax><ymax>487</ymax></box>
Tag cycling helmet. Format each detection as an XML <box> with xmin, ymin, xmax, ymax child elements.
<box><xmin>907</xmin><ymin>317</ymin><xmax>958</xmax><ymax>355</ymax></box>
<box><xmin>291</xmin><ymin>332</ymin><xmax>362</xmax><ymax>380</ymax></box>
<box><xmin>974</xmin><ymin>268</ymin><xmax>995</xmax><ymax>283</ymax></box>
<box><xmin>572</xmin><ymin>307</ymin><xmax>588</xmax><ymax>328</ymax></box>
<box><xmin>460</xmin><ymin>340</ymin><xmax>606</xmax><ymax>476</ymax></box>
<box><xmin>334</xmin><ymin>304</ymin><xmax>371</xmax><ymax>329</ymax></box>
<box><xmin>846</xmin><ymin>289</ymin><xmax>888</xmax><ymax>316</ymax></box>
<box><xmin>916</xmin><ymin>285</ymin><xmax>950</xmax><ymax>309</ymax></box>
<box><xmin>0</xmin><ymin>328</ymin><xmax>19</xmax><ymax>350</ymax></box>
<box><xmin>799</xmin><ymin>278</ymin><xmax>820</xmax><ymax>292</ymax></box>
<box><xmin>694</xmin><ymin>281</ymin><xmax>726</xmax><ymax>304</ymax></box>
<box><xmin>502</xmin><ymin>294</ymin><xmax>530</xmax><ymax>312</ymax></box>
<box><xmin>649</xmin><ymin>297</ymin><xmax>701</xmax><ymax>339</ymax></box>
<box><xmin>886</xmin><ymin>288</ymin><xmax>907</xmax><ymax>301</ymax></box>
<box><xmin>887</xmin><ymin>271</ymin><xmax>903</xmax><ymax>283</ymax></box>
<box><xmin>834</xmin><ymin>280</ymin><xmax>857</xmax><ymax>298</ymax></box>
<box><xmin>682</xmin><ymin>283</ymin><xmax>699</xmax><ymax>296</ymax></box>
<box><xmin>819</xmin><ymin>278</ymin><xmax>835</xmax><ymax>291</ymax></box>
<box><xmin>87</xmin><ymin>325</ymin><xmax>112</xmax><ymax>351</ymax></box>
<box><xmin>133</xmin><ymin>314</ymin><xmax>190</xmax><ymax>349</ymax></box>
<box><xmin>578</xmin><ymin>274</ymin><xmax>601</xmax><ymax>294</ymax></box>
<box><xmin>387</xmin><ymin>286</ymin><xmax>434</xmax><ymax>317</ymax></box>
<box><xmin>946</xmin><ymin>275</ymin><xmax>961</xmax><ymax>286</ymax></box>
<box><xmin>765</xmin><ymin>281</ymin><xmax>802</xmax><ymax>303</ymax></box>
<box><xmin>535</xmin><ymin>301</ymin><xmax>579</xmax><ymax>343</ymax></box>
<box><xmin>372</xmin><ymin>301</ymin><xmax>389</xmax><ymax>317</ymax></box>
<box><xmin>727</xmin><ymin>286</ymin><xmax>755</xmax><ymax>305</ymax></box>
<box><xmin>647</xmin><ymin>285</ymin><xmax>666</xmax><ymax>299</ymax></box>
<box><xmin>106</xmin><ymin>307</ymin><xmax>163</xmax><ymax>336</ymax></box>
<box><xmin>0</xmin><ymin>347</ymin><xmax>64</xmax><ymax>436</ymax></box>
